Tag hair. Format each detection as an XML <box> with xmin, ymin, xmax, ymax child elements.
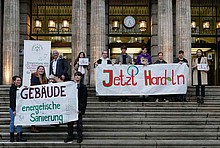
<box><xmin>102</xmin><ymin>50</ymin><xmax>108</xmax><ymax>54</ymax></box>
<box><xmin>12</xmin><ymin>75</ymin><xmax>22</xmax><ymax>86</ymax></box>
<box><xmin>121</xmin><ymin>45</ymin><xmax>127</xmax><ymax>50</ymax></box>
<box><xmin>142</xmin><ymin>46</ymin><xmax>147</xmax><ymax>50</ymax></box>
<box><xmin>33</xmin><ymin>65</ymin><xmax>48</xmax><ymax>84</ymax></box>
<box><xmin>74</xmin><ymin>52</ymin><xmax>86</xmax><ymax>66</ymax></box>
<box><xmin>196</xmin><ymin>49</ymin><xmax>204</xmax><ymax>57</ymax></box>
<box><xmin>157</xmin><ymin>52</ymin><xmax>163</xmax><ymax>56</ymax></box>
<box><xmin>179</xmin><ymin>50</ymin><xmax>184</xmax><ymax>54</ymax></box>
<box><xmin>74</xmin><ymin>71</ymin><xmax>83</xmax><ymax>77</ymax></box>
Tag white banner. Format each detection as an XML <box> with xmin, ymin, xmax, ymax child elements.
<box><xmin>23</xmin><ymin>40</ymin><xmax>51</xmax><ymax>86</ymax></box>
<box><xmin>96</xmin><ymin>64</ymin><xmax>189</xmax><ymax>96</ymax></box>
<box><xmin>15</xmin><ymin>81</ymin><xmax>78</xmax><ymax>126</ymax></box>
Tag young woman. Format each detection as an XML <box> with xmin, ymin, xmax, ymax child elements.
<box><xmin>74</xmin><ymin>52</ymin><xmax>89</xmax><ymax>84</ymax></box>
<box><xmin>30</xmin><ymin>65</ymin><xmax>48</xmax><ymax>132</ymax></box>
<box><xmin>192</xmin><ymin>49</ymin><xmax>209</xmax><ymax>104</ymax></box>
<box><xmin>9</xmin><ymin>76</ymin><xmax>27</xmax><ymax>142</ymax></box>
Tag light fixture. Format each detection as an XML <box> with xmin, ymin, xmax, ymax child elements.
<box><xmin>216</xmin><ymin>21</ymin><xmax>220</xmax><ymax>29</ymax></box>
<box><xmin>62</xmin><ymin>19</ymin><xmax>70</xmax><ymax>32</ymax></box>
<box><xmin>112</xmin><ymin>20</ymin><xmax>119</xmax><ymax>32</ymax></box>
<box><xmin>48</xmin><ymin>19</ymin><xmax>56</xmax><ymax>32</ymax></box>
<box><xmin>191</xmin><ymin>20</ymin><xmax>196</xmax><ymax>31</ymax></box>
<box><xmin>203</xmin><ymin>20</ymin><xmax>210</xmax><ymax>29</ymax></box>
<box><xmin>34</xmin><ymin>18</ymin><xmax>42</xmax><ymax>31</ymax></box>
<box><xmin>139</xmin><ymin>20</ymin><xmax>147</xmax><ymax>32</ymax></box>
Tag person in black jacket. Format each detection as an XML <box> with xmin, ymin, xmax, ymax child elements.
<box><xmin>50</xmin><ymin>50</ymin><xmax>69</xmax><ymax>82</ymax></box>
<box><xmin>94</xmin><ymin>50</ymin><xmax>112</xmax><ymax>67</ymax></box>
<box><xmin>64</xmin><ymin>71</ymin><xmax>88</xmax><ymax>143</ymax></box>
<box><xmin>9</xmin><ymin>76</ymin><xmax>27</xmax><ymax>142</ymax></box>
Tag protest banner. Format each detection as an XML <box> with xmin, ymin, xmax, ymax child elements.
<box><xmin>23</xmin><ymin>40</ymin><xmax>51</xmax><ymax>86</ymax></box>
<box><xmin>95</xmin><ymin>64</ymin><xmax>189</xmax><ymax>96</ymax></box>
<box><xmin>15</xmin><ymin>81</ymin><xmax>78</xmax><ymax>125</ymax></box>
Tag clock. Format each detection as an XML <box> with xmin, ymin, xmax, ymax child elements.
<box><xmin>123</xmin><ymin>16</ymin><xmax>136</xmax><ymax>28</ymax></box>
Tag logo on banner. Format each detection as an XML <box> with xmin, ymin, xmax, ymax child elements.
<box><xmin>32</xmin><ymin>44</ymin><xmax>43</xmax><ymax>54</ymax></box>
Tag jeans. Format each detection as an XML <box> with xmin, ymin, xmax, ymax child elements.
<box><xmin>9</xmin><ymin>108</ymin><xmax>22</xmax><ymax>133</ymax></box>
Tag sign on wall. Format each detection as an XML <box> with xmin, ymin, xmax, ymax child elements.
<box><xmin>23</xmin><ymin>40</ymin><xmax>51</xmax><ymax>86</ymax></box>
<box><xmin>95</xmin><ymin>64</ymin><xmax>189</xmax><ymax>96</ymax></box>
<box><xmin>15</xmin><ymin>81</ymin><xmax>78</xmax><ymax>125</ymax></box>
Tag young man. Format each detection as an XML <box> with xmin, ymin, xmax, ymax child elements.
<box><xmin>64</xmin><ymin>72</ymin><xmax>88</xmax><ymax>143</ymax></box>
<box><xmin>49</xmin><ymin>50</ymin><xmax>69</xmax><ymax>82</ymax></box>
<box><xmin>154</xmin><ymin>52</ymin><xmax>168</xmax><ymax>102</ymax></box>
<box><xmin>154</xmin><ymin>52</ymin><xmax>167</xmax><ymax>64</ymax></box>
<box><xmin>115</xmin><ymin>45</ymin><xmax>132</xmax><ymax>64</ymax></box>
<box><xmin>135</xmin><ymin>46</ymin><xmax>152</xmax><ymax>65</ymax></box>
<box><xmin>95</xmin><ymin>50</ymin><xmax>112</xmax><ymax>67</ymax></box>
<box><xmin>174</xmin><ymin>50</ymin><xmax>188</xmax><ymax>102</ymax></box>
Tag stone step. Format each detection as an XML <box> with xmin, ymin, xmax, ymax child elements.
<box><xmin>1</xmin><ymin>124</ymin><xmax>220</xmax><ymax>132</ymax></box>
<box><xmin>1</xmin><ymin>117</ymin><xmax>220</xmax><ymax>125</ymax></box>
<box><xmin>1</xmin><ymin>132</ymin><xmax>220</xmax><ymax>140</ymax></box>
<box><xmin>2</xmin><ymin>111</ymin><xmax>220</xmax><ymax>118</ymax></box>
<box><xmin>1</xmin><ymin>140</ymin><xmax>220</xmax><ymax>148</ymax></box>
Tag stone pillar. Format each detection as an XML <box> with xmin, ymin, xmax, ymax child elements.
<box><xmin>158</xmin><ymin>0</ymin><xmax>173</xmax><ymax>63</ymax></box>
<box><xmin>151</xmin><ymin>0</ymin><xmax>158</xmax><ymax>63</ymax></box>
<box><xmin>0</xmin><ymin>0</ymin><xmax>3</xmax><ymax>84</ymax></box>
<box><xmin>176</xmin><ymin>0</ymin><xmax>192</xmax><ymax>85</ymax></box>
<box><xmin>20</xmin><ymin>0</ymin><xmax>31</xmax><ymax>76</ymax></box>
<box><xmin>2</xmin><ymin>0</ymin><xmax>20</xmax><ymax>84</ymax></box>
<box><xmin>90</xmin><ymin>0</ymin><xmax>106</xmax><ymax>86</ymax></box>
<box><xmin>72</xmin><ymin>0</ymin><xmax>87</xmax><ymax>79</ymax></box>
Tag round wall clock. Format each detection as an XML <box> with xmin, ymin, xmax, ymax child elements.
<box><xmin>123</xmin><ymin>16</ymin><xmax>136</xmax><ymax>28</ymax></box>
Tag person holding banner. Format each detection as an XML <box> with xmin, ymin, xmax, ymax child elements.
<box><xmin>94</xmin><ymin>50</ymin><xmax>112</xmax><ymax>67</ymax></box>
<box><xmin>30</xmin><ymin>65</ymin><xmax>48</xmax><ymax>133</ymax></box>
<box><xmin>50</xmin><ymin>50</ymin><xmax>69</xmax><ymax>82</ymax></box>
<box><xmin>192</xmin><ymin>49</ymin><xmax>209</xmax><ymax>104</ymax></box>
<box><xmin>9</xmin><ymin>76</ymin><xmax>27</xmax><ymax>142</ymax></box>
<box><xmin>64</xmin><ymin>72</ymin><xmax>88</xmax><ymax>143</ymax></box>
<box><xmin>135</xmin><ymin>46</ymin><xmax>152</xmax><ymax>65</ymax></box>
<box><xmin>115</xmin><ymin>45</ymin><xmax>132</xmax><ymax>65</ymax></box>
<box><xmin>74</xmin><ymin>52</ymin><xmax>89</xmax><ymax>84</ymax></box>
<box><xmin>154</xmin><ymin>52</ymin><xmax>168</xmax><ymax>102</ymax></box>
<box><xmin>174</xmin><ymin>50</ymin><xmax>188</xmax><ymax>102</ymax></box>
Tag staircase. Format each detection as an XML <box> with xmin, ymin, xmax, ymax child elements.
<box><xmin>1</xmin><ymin>85</ymin><xmax>220</xmax><ymax>147</ymax></box>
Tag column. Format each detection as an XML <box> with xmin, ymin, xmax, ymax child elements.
<box><xmin>176</xmin><ymin>0</ymin><xmax>192</xmax><ymax>85</ymax></box>
<box><xmin>72</xmin><ymin>0</ymin><xmax>87</xmax><ymax>78</ymax></box>
<box><xmin>20</xmin><ymin>0</ymin><xmax>31</xmax><ymax>76</ymax></box>
<box><xmin>151</xmin><ymin>0</ymin><xmax>159</xmax><ymax>63</ymax></box>
<box><xmin>2</xmin><ymin>0</ymin><xmax>20</xmax><ymax>84</ymax></box>
<box><xmin>90</xmin><ymin>0</ymin><xmax>106</xmax><ymax>86</ymax></box>
<box><xmin>158</xmin><ymin>0</ymin><xmax>173</xmax><ymax>63</ymax></box>
<box><xmin>0</xmin><ymin>0</ymin><xmax>3</xmax><ymax>84</ymax></box>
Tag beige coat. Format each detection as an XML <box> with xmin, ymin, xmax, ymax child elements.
<box><xmin>115</xmin><ymin>54</ymin><xmax>132</xmax><ymax>64</ymax></box>
<box><xmin>192</xmin><ymin>57</ymin><xmax>209</xmax><ymax>85</ymax></box>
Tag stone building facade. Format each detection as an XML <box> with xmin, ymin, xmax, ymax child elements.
<box><xmin>0</xmin><ymin>0</ymin><xmax>219</xmax><ymax>86</ymax></box>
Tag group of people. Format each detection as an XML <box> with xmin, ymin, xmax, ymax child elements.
<box><xmin>95</xmin><ymin>45</ymin><xmax>209</xmax><ymax>103</ymax></box>
<box><xmin>9</xmin><ymin>50</ymin><xmax>88</xmax><ymax>143</ymax></box>
<box><xmin>9</xmin><ymin>46</ymin><xmax>209</xmax><ymax>143</ymax></box>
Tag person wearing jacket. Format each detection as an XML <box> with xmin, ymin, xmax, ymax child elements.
<box><xmin>94</xmin><ymin>50</ymin><xmax>112</xmax><ymax>67</ymax></box>
<box><xmin>9</xmin><ymin>76</ymin><xmax>27</xmax><ymax>142</ymax></box>
<box><xmin>192</xmin><ymin>49</ymin><xmax>209</xmax><ymax>104</ymax></box>
<box><xmin>64</xmin><ymin>71</ymin><xmax>88</xmax><ymax>143</ymax></box>
<box><xmin>115</xmin><ymin>45</ymin><xmax>132</xmax><ymax>64</ymax></box>
<box><xmin>30</xmin><ymin>65</ymin><xmax>48</xmax><ymax>132</ymax></box>
<box><xmin>50</xmin><ymin>50</ymin><xmax>69</xmax><ymax>82</ymax></box>
<box><xmin>135</xmin><ymin>46</ymin><xmax>152</xmax><ymax>65</ymax></box>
